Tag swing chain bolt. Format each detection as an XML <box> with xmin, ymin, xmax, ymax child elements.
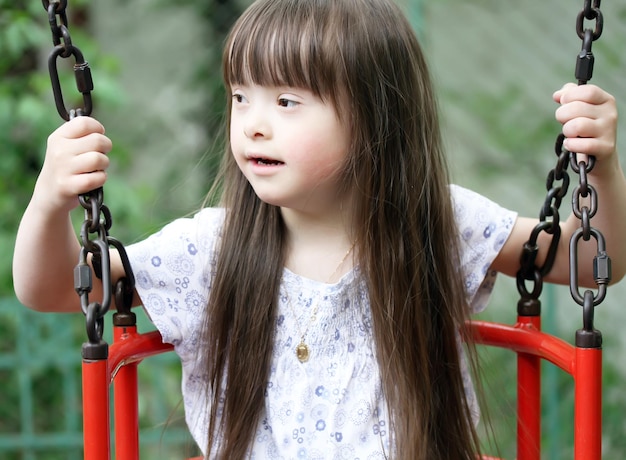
<box><xmin>74</xmin><ymin>262</ymin><xmax>92</xmax><ymax>296</ymax></box>
<box><xmin>576</xmin><ymin>29</ymin><xmax>596</xmax><ymax>84</ymax></box>
<box><xmin>516</xmin><ymin>268</ymin><xmax>543</xmax><ymax>317</ymax></box>
<box><xmin>44</xmin><ymin>0</ymin><xmax>93</xmax><ymax>120</ymax></box>
<box><xmin>569</xmin><ymin>227</ymin><xmax>611</xmax><ymax>308</ymax></box>
<box><xmin>575</xmin><ymin>291</ymin><xmax>603</xmax><ymax>349</ymax></box>
<box><xmin>82</xmin><ymin>299</ymin><xmax>108</xmax><ymax>361</ymax></box>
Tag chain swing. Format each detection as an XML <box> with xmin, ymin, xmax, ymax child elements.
<box><xmin>42</xmin><ymin>2</ymin><xmax>138</xmax><ymax>457</ymax></box>
<box><xmin>511</xmin><ymin>1</ymin><xmax>609</xmax><ymax>458</ymax></box>
<box><xmin>42</xmin><ymin>0</ymin><xmax>137</xmax><ymax>354</ymax></box>
<box><xmin>39</xmin><ymin>1</ymin><xmax>613</xmax><ymax>459</ymax></box>
<box><xmin>517</xmin><ymin>0</ymin><xmax>609</xmax><ymax>351</ymax></box>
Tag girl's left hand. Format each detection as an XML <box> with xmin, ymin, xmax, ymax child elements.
<box><xmin>553</xmin><ymin>83</ymin><xmax>618</xmax><ymax>169</ymax></box>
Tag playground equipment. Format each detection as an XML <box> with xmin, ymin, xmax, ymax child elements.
<box><xmin>40</xmin><ymin>0</ymin><xmax>609</xmax><ymax>458</ymax></box>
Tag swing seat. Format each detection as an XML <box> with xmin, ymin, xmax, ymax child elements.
<box><xmin>80</xmin><ymin>312</ymin><xmax>602</xmax><ymax>459</ymax></box>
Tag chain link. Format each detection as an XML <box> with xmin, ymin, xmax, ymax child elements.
<box><xmin>516</xmin><ymin>137</ymin><xmax>569</xmax><ymax>315</ymax></box>
<box><xmin>576</xmin><ymin>0</ymin><xmax>603</xmax><ymax>41</ymax></box>
<box><xmin>42</xmin><ymin>1</ymin><xmax>136</xmax><ymax>357</ymax></box>
<box><xmin>516</xmin><ymin>0</ymin><xmax>610</xmax><ymax>348</ymax></box>
<box><xmin>43</xmin><ymin>0</ymin><xmax>93</xmax><ymax>120</ymax></box>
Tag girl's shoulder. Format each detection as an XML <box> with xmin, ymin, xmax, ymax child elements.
<box><xmin>449</xmin><ymin>185</ymin><xmax>517</xmax><ymax>312</ymax></box>
<box><xmin>126</xmin><ymin>208</ymin><xmax>226</xmax><ymax>348</ymax></box>
<box><xmin>137</xmin><ymin>207</ymin><xmax>225</xmax><ymax>244</ymax></box>
<box><xmin>449</xmin><ymin>184</ymin><xmax>517</xmax><ymax>230</ymax></box>
<box><xmin>126</xmin><ymin>207</ymin><xmax>226</xmax><ymax>274</ymax></box>
<box><xmin>175</xmin><ymin>207</ymin><xmax>226</xmax><ymax>233</ymax></box>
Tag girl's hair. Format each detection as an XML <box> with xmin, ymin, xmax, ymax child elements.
<box><xmin>203</xmin><ymin>0</ymin><xmax>482</xmax><ymax>458</ymax></box>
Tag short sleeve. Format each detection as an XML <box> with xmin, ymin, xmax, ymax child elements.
<box><xmin>125</xmin><ymin>208</ymin><xmax>224</xmax><ymax>353</ymax></box>
<box><xmin>450</xmin><ymin>185</ymin><xmax>517</xmax><ymax>313</ymax></box>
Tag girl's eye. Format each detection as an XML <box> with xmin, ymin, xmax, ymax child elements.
<box><xmin>278</xmin><ymin>98</ymin><xmax>298</xmax><ymax>108</ymax></box>
<box><xmin>232</xmin><ymin>93</ymin><xmax>247</xmax><ymax>104</ymax></box>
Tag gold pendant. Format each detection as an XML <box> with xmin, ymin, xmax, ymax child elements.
<box><xmin>296</xmin><ymin>342</ymin><xmax>310</xmax><ymax>362</ymax></box>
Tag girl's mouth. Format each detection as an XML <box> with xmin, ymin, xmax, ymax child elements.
<box><xmin>253</xmin><ymin>157</ymin><xmax>284</xmax><ymax>166</ymax></box>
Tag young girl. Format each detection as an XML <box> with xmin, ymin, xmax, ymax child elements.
<box><xmin>13</xmin><ymin>0</ymin><xmax>626</xmax><ymax>458</ymax></box>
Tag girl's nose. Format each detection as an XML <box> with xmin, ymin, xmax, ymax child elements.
<box><xmin>243</xmin><ymin>108</ymin><xmax>271</xmax><ymax>139</ymax></box>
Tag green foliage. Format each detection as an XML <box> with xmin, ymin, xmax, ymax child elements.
<box><xmin>1</xmin><ymin>7</ymin><xmax>55</xmax><ymax>294</ymax></box>
<box><xmin>444</xmin><ymin>82</ymin><xmax>558</xmax><ymax>183</ymax></box>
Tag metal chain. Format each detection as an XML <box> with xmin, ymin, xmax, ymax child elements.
<box><xmin>569</xmin><ymin>0</ymin><xmax>610</xmax><ymax>347</ymax></box>
<box><xmin>43</xmin><ymin>0</ymin><xmax>93</xmax><ymax>120</ymax></box>
<box><xmin>42</xmin><ymin>0</ymin><xmax>136</xmax><ymax>358</ymax></box>
<box><xmin>516</xmin><ymin>0</ymin><xmax>610</xmax><ymax>348</ymax></box>
<box><xmin>516</xmin><ymin>139</ymin><xmax>569</xmax><ymax>315</ymax></box>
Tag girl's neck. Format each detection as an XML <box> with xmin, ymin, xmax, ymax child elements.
<box><xmin>280</xmin><ymin>205</ymin><xmax>356</xmax><ymax>284</ymax></box>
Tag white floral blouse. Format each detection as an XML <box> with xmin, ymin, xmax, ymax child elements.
<box><xmin>126</xmin><ymin>184</ymin><xmax>517</xmax><ymax>459</ymax></box>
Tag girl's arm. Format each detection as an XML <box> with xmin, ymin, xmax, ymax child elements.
<box><xmin>12</xmin><ymin>117</ymin><xmax>130</xmax><ymax>312</ymax></box>
<box><xmin>493</xmin><ymin>83</ymin><xmax>626</xmax><ymax>287</ymax></box>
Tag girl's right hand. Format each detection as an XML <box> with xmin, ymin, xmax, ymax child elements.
<box><xmin>34</xmin><ymin>116</ymin><xmax>112</xmax><ymax>214</ymax></box>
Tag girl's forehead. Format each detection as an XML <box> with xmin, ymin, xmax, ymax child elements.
<box><xmin>223</xmin><ymin>1</ymin><xmax>355</xmax><ymax>94</ymax></box>
<box><xmin>226</xmin><ymin>29</ymin><xmax>328</xmax><ymax>98</ymax></box>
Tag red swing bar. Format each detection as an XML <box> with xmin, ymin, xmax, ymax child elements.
<box><xmin>82</xmin><ymin>320</ymin><xmax>174</xmax><ymax>460</ymax></box>
<box><xmin>111</xmin><ymin>325</ymin><xmax>173</xmax><ymax>460</ymax></box>
<box><xmin>80</xmin><ymin>312</ymin><xmax>602</xmax><ymax>460</ymax></box>
<box><xmin>470</xmin><ymin>318</ymin><xmax>602</xmax><ymax>460</ymax></box>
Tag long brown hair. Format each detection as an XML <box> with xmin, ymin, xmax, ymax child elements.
<box><xmin>203</xmin><ymin>0</ymin><xmax>482</xmax><ymax>458</ymax></box>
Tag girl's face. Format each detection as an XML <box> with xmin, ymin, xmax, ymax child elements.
<box><xmin>230</xmin><ymin>84</ymin><xmax>351</xmax><ymax>215</ymax></box>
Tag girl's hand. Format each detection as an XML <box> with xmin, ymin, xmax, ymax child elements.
<box><xmin>553</xmin><ymin>83</ymin><xmax>618</xmax><ymax>173</ymax></box>
<box><xmin>34</xmin><ymin>116</ymin><xmax>112</xmax><ymax>214</ymax></box>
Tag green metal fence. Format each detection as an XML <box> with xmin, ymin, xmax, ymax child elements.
<box><xmin>0</xmin><ymin>297</ymin><xmax>199</xmax><ymax>459</ymax></box>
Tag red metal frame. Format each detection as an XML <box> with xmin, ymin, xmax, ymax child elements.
<box><xmin>82</xmin><ymin>316</ymin><xmax>602</xmax><ymax>459</ymax></box>
<box><xmin>469</xmin><ymin>318</ymin><xmax>602</xmax><ymax>459</ymax></box>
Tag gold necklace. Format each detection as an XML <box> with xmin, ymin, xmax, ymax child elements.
<box><xmin>287</xmin><ymin>243</ymin><xmax>355</xmax><ymax>363</ymax></box>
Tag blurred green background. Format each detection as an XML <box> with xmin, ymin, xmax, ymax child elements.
<box><xmin>1</xmin><ymin>0</ymin><xmax>625</xmax><ymax>458</ymax></box>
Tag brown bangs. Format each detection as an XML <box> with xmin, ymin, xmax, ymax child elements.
<box><xmin>223</xmin><ymin>0</ymin><xmax>343</xmax><ymax>104</ymax></box>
